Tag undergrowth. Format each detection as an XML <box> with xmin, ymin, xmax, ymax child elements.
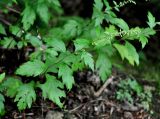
<box><xmin>0</xmin><ymin>0</ymin><xmax>159</xmax><ymax>116</ymax></box>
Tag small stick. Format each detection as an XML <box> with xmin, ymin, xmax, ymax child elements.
<box><xmin>68</xmin><ymin>104</ymin><xmax>84</xmax><ymax>113</ymax></box>
<box><xmin>0</xmin><ymin>17</ymin><xmax>11</xmax><ymax>26</ymax></box>
<box><xmin>94</xmin><ymin>76</ymin><xmax>114</xmax><ymax>97</ymax></box>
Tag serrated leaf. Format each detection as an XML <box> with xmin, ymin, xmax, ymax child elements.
<box><xmin>0</xmin><ymin>73</ymin><xmax>5</xmax><ymax>83</ymax></box>
<box><xmin>114</xmin><ymin>42</ymin><xmax>139</xmax><ymax>65</ymax></box>
<box><xmin>29</xmin><ymin>50</ymin><xmax>43</xmax><ymax>60</ymax></box>
<box><xmin>45</xmin><ymin>38</ymin><xmax>66</xmax><ymax>52</ymax></box>
<box><xmin>25</xmin><ymin>34</ymin><xmax>42</xmax><ymax>47</ymax></box>
<box><xmin>14</xmin><ymin>81</ymin><xmax>36</xmax><ymax>110</ymax></box>
<box><xmin>45</xmin><ymin>48</ymin><xmax>58</xmax><ymax>58</ymax></box>
<box><xmin>9</xmin><ymin>25</ymin><xmax>22</xmax><ymax>37</ymax></box>
<box><xmin>16</xmin><ymin>60</ymin><xmax>45</xmax><ymax>77</ymax></box>
<box><xmin>93</xmin><ymin>25</ymin><xmax>117</xmax><ymax>47</ymax></box>
<box><xmin>110</xmin><ymin>18</ymin><xmax>129</xmax><ymax>30</ymax></box>
<box><xmin>0</xmin><ymin>24</ymin><xmax>6</xmax><ymax>35</ymax></box>
<box><xmin>96</xmin><ymin>53</ymin><xmax>112</xmax><ymax>81</ymax></box>
<box><xmin>0</xmin><ymin>37</ymin><xmax>16</xmax><ymax>48</ymax></box>
<box><xmin>47</xmin><ymin>0</ymin><xmax>61</xmax><ymax>6</ymax></box>
<box><xmin>22</xmin><ymin>5</ymin><xmax>36</xmax><ymax>30</ymax></box>
<box><xmin>37</xmin><ymin>2</ymin><xmax>49</xmax><ymax>23</ymax></box>
<box><xmin>122</xmin><ymin>27</ymin><xmax>141</xmax><ymax>40</ymax></box>
<box><xmin>81</xmin><ymin>52</ymin><xmax>94</xmax><ymax>70</ymax></box>
<box><xmin>139</xmin><ymin>36</ymin><xmax>148</xmax><ymax>48</ymax></box>
<box><xmin>2</xmin><ymin>77</ymin><xmax>22</xmax><ymax>98</ymax></box>
<box><xmin>63</xmin><ymin>20</ymin><xmax>81</xmax><ymax>38</ymax></box>
<box><xmin>58</xmin><ymin>64</ymin><xmax>75</xmax><ymax>90</ymax></box>
<box><xmin>74</xmin><ymin>38</ymin><xmax>90</xmax><ymax>51</ymax></box>
<box><xmin>94</xmin><ymin>0</ymin><xmax>103</xmax><ymax>11</ymax></box>
<box><xmin>0</xmin><ymin>94</ymin><xmax>5</xmax><ymax>114</ymax></box>
<box><xmin>141</xmin><ymin>28</ymin><xmax>156</xmax><ymax>37</ymax></box>
<box><xmin>37</xmin><ymin>74</ymin><xmax>66</xmax><ymax>108</ymax></box>
<box><xmin>92</xmin><ymin>8</ymin><xmax>104</xmax><ymax>26</ymax></box>
<box><xmin>147</xmin><ymin>12</ymin><xmax>156</xmax><ymax>28</ymax></box>
<box><xmin>92</xmin><ymin>0</ymin><xmax>104</xmax><ymax>26</ymax></box>
<box><xmin>128</xmin><ymin>79</ymin><xmax>142</xmax><ymax>94</ymax></box>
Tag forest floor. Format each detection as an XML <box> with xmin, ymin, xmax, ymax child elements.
<box><xmin>3</xmin><ymin>68</ymin><xmax>160</xmax><ymax>119</ymax></box>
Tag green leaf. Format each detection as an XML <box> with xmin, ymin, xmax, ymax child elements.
<box><xmin>0</xmin><ymin>24</ymin><xmax>6</xmax><ymax>35</ymax></box>
<box><xmin>37</xmin><ymin>74</ymin><xmax>66</xmax><ymax>108</ymax></box>
<box><xmin>122</xmin><ymin>27</ymin><xmax>141</xmax><ymax>40</ymax></box>
<box><xmin>110</xmin><ymin>18</ymin><xmax>129</xmax><ymax>30</ymax></box>
<box><xmin>105</xmin><ymin>15</ymin><xmax>129</xmax><ymax>30</ymax></box>
<box><xmin>74</xmin><ymin>38</ymin><xmax>90</xmax><ymax>51</ymax></box>
<box><xmin>0</xmin><ymin>37</ymin><xmax>16</xmax><ymax>48</ymax></box>
<box><xmin>94</xmin><ymin>0</ymin><xmax>103</xmax><ymax>11</ymax></box>
<box><xmin>114</xmin><ymin>42</ymin><xmax>139</xmax><ymax>65</ymax></box>
<box><xmin>22</xmin><ymin>5</ymin><xmax>36</xmax><ymax>30</ymax></box>
<box><xmin>93</xmin><ymin>25</ymin><xmax>117</xmax><ymax>47</ymax></box>
<box><xmin>92</xmin><ymin>0</ymin><xmax>104</xmax><ymax>26</ymax></box>
<box><xmin>63</xmin><ymin>20</ymin><xmax>81</xmax><ymax>39</ymax></box>
<box><xmin>37</xmin><ymin>2</ymin><xmax>50</xmax><ymax>23</ymax></box>
<box><xmin>147</xmin><ymin>12</ymin><xmax>156</xmax><ymax>28</ymax></box>
<box><xmin>14</xmin><ymin>81</ymin><xmax>36</xmax><ymax>110</ymax></box>
<box><xmin>16</xmin><ymin>60</ymin><xmax>45</xmax><ymax>77</ymax></box>
<box><xmin>139</xmin><ymin>36</ymin><xmax>148</xmax><ymax>48</ymax></box>
<box><xmin>96</xmin><ymin>53</ymin><xmax>112</xmax><ymax>81</ymax></box>
<box><xmin>58</xmin><ymin>64</ymin><xmax>75</xmax><ymax>90</ymax></box>
<box><xmin>0</xmin><ymin>94</ymin><xmax>5</xmax><ymax>114</ymax></box>
<box><xmin>0</xmin><ymin>73</ymin><xmax>5</xmax><ymax>83</ymax></box>
<box><xmin>81</xmin><ymin>51</ymin><xmax>94</xmax><ymax>70</ymax></box>
<box><xmin>47</xmin><ymin>0</ymin><xmax>61</xmax><ymax>6</ymax></box>
<box><xmin>122</xmin><ymin>27</ymin><xmax>155</xmax><ymax>48</ymax></box>
<box><xmin>12</xmin><ymin>0</ymin><xmax>17</xmax><ymax>3</ymax></box>
<box><xmin>128</xmin><ymin>79</ymin><xmax>142</xmax><ymax>95</ymax></box>
<box><xmin>92</xmin><ymin>7</ymin><xmax>104</xmax><ymax>26</ymax></box>
<box><xmin>29</xmin><ymin>50</ymin><xmax>43</xmax><ymax>60</ymax></box>
<box><xmin>9</xmin><ymin>25</ymin><xmax>22</xmax><ymax>37</ymax></box>
<box><xmin>141</xmin><ymin>28</ymin><xmax>156</xmax><ymax>37</ymax></box>
<box><xmin>2</xmin><ymin>77</ymin><xmax>22</xmax><ymax>98</ymax></box>
<box><xmin>45</xmin><ymin>38</ymin><xmax>66</xmax><ymax>52</ymax></box>
<box><xmin>25</xmin><ymin>34</ymin><xmax>42</xmax><ymax>47</ymax></box>
<box><xmin>45</xmin><ymin>48</ymin><xmax>58</xmax><ymax>58</ymax></box>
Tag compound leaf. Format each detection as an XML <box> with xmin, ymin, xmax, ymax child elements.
<box><xmin>37</xmin><ymin>74</ymin><xmax>66</xmax><ymax>108</ymax></box>
<box><xmin>45</xmin><ymin>38</ymin><xmax>66</xmax><ymax>52</ymax></box>
<box><xmin>2</xmin><ymin>77</ymin><xmax>22</xmax><ymax>98</ymax></box>
<box><xmin>114</xmin><ymin>42</ymin><xmax>139</xmax><ymax>65</ymax></box>
<box><xmin>58</xmin><ymin>64</ymin><xmax>75</xmax><ymax>90</ymax></box>
<box><xmin>37</xmin><ymin>2</ymin><xmax>49</xmax><ymax>24</ymax></box>
<box><xmin>16</xmin><ymin>60</ymin><xmax>45</xmax><ymax>77</ymax></box>
<box><xmin>22</xmin><ymin>5</ymin><xmax>36</xmax><ymax>30</ymax></box>
<box><xmin>96</xmin><ymin>53</ymin><xmax>112</xmax><ymax>81</ymax></box>
<box><xmin>81</xmin><ymin>51</ymin><xmax>94</xmax><ymax>71</ymax></box>
<box><xmin>74</xmin><ymin>38</ymin><xmax>90</xmax><ymax>51</ymax></box>
<box><xmin>147</xmin><ymin>11</ymin><xmax>156</xmax><ymax>28</ymax></box>
<box><xmin>14</xmin><ymin>81</ymin><xmax>36</xmax><ymax>110</ymax></box>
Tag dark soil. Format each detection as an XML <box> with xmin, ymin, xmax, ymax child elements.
<box><xmin>3</xmin><ymin>70</ymin><xmax>157</xmax><ymax>119</ymax></box>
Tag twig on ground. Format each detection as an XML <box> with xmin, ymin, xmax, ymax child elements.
<box><xmin>68</xmin><ymin>104</ymin><xmax>84</xmax><ymax>113</ymax></box>
<box><xmin>94</xmin><ymin>76</ymin><xmax>115</xmax><ymax>97</ymax></box>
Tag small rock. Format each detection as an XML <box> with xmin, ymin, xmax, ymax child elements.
<box><xmin>124</xmin><ymin>111</ymin><xmax>134</xmax><ymax>119</ymax></box>
<box><xmin>45</xmin><ymin>111</ymin><xmax>63</xmax><ymax>119</ymax></box>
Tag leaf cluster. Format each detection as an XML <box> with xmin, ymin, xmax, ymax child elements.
<box><xmin>0</xmin><ymin>0</ymin><xmax>158</xmax><ymax>114</ymax></box>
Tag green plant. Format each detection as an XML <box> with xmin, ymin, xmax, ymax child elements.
<box><xmin>116</xmin><ymin>78</ymin><xmax>152</xmax><ymax>110</ymax></box>
<box><xmin>0</xmin><ymin>0</ymin><xmax>158</xmax><ymax>114</ymax></box>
